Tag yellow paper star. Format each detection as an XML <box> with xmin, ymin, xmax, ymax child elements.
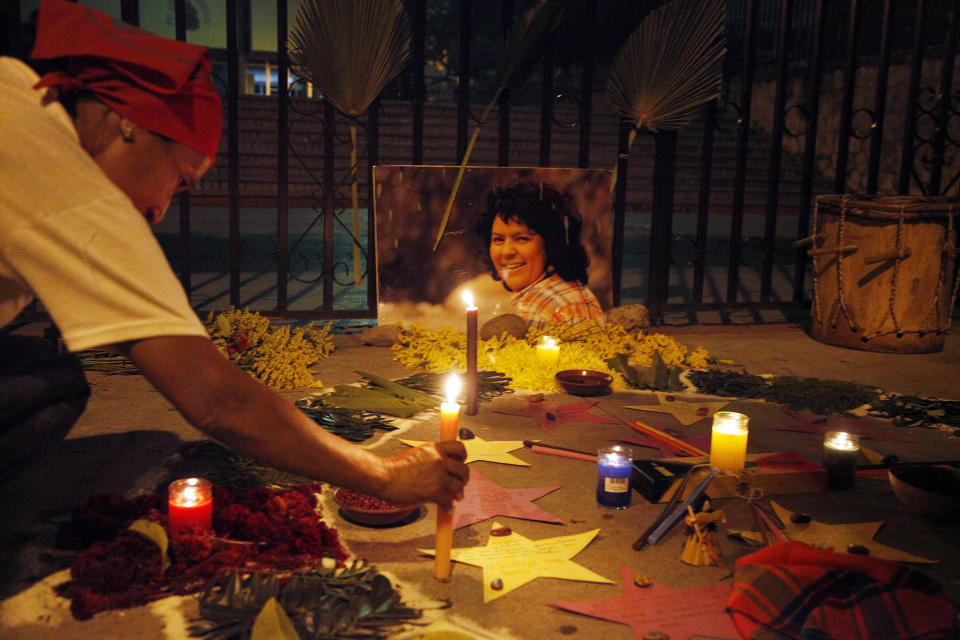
<box><xmin>732</xmin><ymin>501</ymin><xmax>935</xmax><ymax>564</ymax></box>
<box><xmin>625</xmin><ymin>392</ymin><xmax>729</xmax><ymax>426</ymax></box>
<box><xmin>400</xmin><ymin>436</ymin><xmax>529</xmax><ymax>466</ymax></box>
<box><xmin>419</xmin><ymin>521</ymin><xmax>613</xmax><ymax>602</ymax></box>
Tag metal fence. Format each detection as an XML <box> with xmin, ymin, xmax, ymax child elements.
<box><xmin>40</xmin><ymin>0</ymin><xmax>960</xmax><ymax>324</ymax></box>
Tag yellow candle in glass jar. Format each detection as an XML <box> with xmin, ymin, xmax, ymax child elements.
<box><xmin>709</xmin><ymin>411</ymin><xmax>749</xmax><ymax>472</ymax></box>
<box><xmin>536</xmin><ymin>336</ymin><xmax>560</xmax><ymax>369</ymax></box>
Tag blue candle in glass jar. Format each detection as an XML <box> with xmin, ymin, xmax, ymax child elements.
<box><xmin>596</xmin><ymin>444</ymin><xmax>633</xmax><ymax>509</ymax></box>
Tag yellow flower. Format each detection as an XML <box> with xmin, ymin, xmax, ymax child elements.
<box><xmin>391</xmin><ymin>323</ymin><xmax>710</xmax><ymax>392</ymax></box>
<box><xmin>205</xmin><ymin>308</ymin><xmax>334</xmax><ymax>390</ymax></box>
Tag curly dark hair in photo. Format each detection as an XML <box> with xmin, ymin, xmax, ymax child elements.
<box><xmin>475</xmin><ymin>181</ymin><xmax>591</xmax><ymax>285</ymax></box>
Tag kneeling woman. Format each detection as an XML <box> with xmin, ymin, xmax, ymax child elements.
<box><xmin>475</xmin><ymin>181</ymin><xmax>604</xmax><ymax>331</ymax></box>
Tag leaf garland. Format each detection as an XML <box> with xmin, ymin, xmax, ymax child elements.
<box><xmin>396</xmin><ymin>370</ymin><xmax>514</xmax><ymax>402</ymax></box>
<box><xmin>686</xmin><ymin>369</ymin><xmax>881</xmax><ymax>416</ymax></box>
<box><xmin>320</xmin><ymin>371</ymin><xmax>440</xmax><ymax>418</ymax></box>
<box><xmin>295</xmin><ymin>395</ymin><xmax>400</xmax><ymax>442</ymax></box>
<box><xmin>190</xmin><ymin>560</ymin><xmax>421</xmax><ymax>640</ymax></box>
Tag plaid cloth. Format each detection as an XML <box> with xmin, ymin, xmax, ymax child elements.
<box><xmin>511</xmin><ymin>273</ymin><xmax>604</xmax><ymax>330</ymax></box>
<box><xmin>728</xmin><ymin>541</ymin><xmax>958</xmax><ymax>640</ymax></box>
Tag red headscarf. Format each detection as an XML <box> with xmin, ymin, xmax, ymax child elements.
<box><xmin>30</xmin><ymin>0</ymin><xmax>222</xmax><ymax>163</ymax></box>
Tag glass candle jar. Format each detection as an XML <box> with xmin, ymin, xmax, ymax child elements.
<box><xmin>823</xmin><ymin>431</ymin><xmax>860</xmax><ymax>490</ymax></box>
<box><xmin>709</xmin><ymin>411</ymin><xmax>750</xmax><ymax>473</ymax></box>
<box><xmin>596</xmin><ymin>444</ymin><xmax>633</xmax><ymax>509</ymax></box>
<box><xmin>536</xmin><ymin>336</ymin><xmax>560</xmax><ymax>369</ymax></box>
<box><xmin>168</xmin><ymin>477</ymin><xmax>213</xmax><ymax>536</ymax></box>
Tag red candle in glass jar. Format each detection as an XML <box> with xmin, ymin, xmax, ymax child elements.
<box><xmin>168</xmin><ymin>477</ymin><xmax>213</xmax><ymax>535</ymax></box>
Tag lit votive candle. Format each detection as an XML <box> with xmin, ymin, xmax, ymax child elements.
<box><xmin>536</xmin><ymin>336</ymin><xmax>560</xmax><ymax>369</ymax></box>
<box><xmin>168</xmin><ymin>477</ymin><xmax>213</xmax><ymax>536</ymax></box>
<box><xmin>709</xmin><ymin>411</ymin><xmax>749</xmax><ymax>473</ymax></box>
<box><xmin>823</xmin><ymin>431</ymin><xmax>860</xmax><ymax>490</ymax></box>
<box><xmin>596</xmin><ymin>444</ymin><xmax>633</xmax><ymax>509</ymax></box>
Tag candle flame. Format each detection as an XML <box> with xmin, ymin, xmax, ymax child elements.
<box><xmin>462</xmin><ymin>290</ymin><xmax>475</xmax><ymax>308</ymax></box>
<box><xmin>182</xmin><ymin>486</ymin><xmax>201</xmax><ymax>506</ymax></box>
<box><xmin>540</xmin><ymin>336</ymin><xmax>557</xmax><ymax>348</ymax></box>
<box><xmin>445</xmin><ymin>374</ymin><xmax>461</xmax><ymax>404</ymax></box>
<box><xmin>825</xmin><ymin>431</ymin><xmax>858</xmax><ymax>451</ymax></box>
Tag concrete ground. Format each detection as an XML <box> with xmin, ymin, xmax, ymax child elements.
<box><xmin>1</xmin><ymin>321</ymin><xmax>958</xmax><ymax>639</ymax></box>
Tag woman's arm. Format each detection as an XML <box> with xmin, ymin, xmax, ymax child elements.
<box><xmin>119</xmin><ymin>335</ymin><xmax>468</xmax><ymax>508</ymax></box>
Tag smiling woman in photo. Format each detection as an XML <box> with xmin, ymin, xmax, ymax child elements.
<box><xmin>475</xmin><ymin>181</ymin><xmax>605</xmax><ymax>331</ymax></box>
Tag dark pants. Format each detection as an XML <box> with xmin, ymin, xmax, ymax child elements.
<box><xmin>0</xmin><ymin>335</ymin><xmax>90</xmax><ymax>479</ymax></box>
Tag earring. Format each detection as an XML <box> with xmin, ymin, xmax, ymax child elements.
<box><xmin>121</xmin><ymin>125</ymin><xmax>134</xmax><ymax>141</ymax></box>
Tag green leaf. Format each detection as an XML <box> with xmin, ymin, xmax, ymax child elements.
<box><xmin>251</xmin><ymin>597</ymin><xmax>301</xmax><ymax>640</ymax></box>
<box><xmin>128</xmin><ymin>519</ymin><xmax>170</xmax><ymax>572</ymax></box>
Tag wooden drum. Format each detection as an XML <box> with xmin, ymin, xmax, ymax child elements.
<box><xmin>802</xmin><ymin>195</ymin><xmax>957</xmax><ymax>353</ymax></box>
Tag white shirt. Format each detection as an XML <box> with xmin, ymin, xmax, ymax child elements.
<box><xmin>0</xmin><ymin>57</ymin><xmax>207</xmax><ymax>352</ymax></box>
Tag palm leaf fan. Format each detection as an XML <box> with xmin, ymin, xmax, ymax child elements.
<box><xmin>605</xmin><ymin>0</ymin><xmax>725</xmax><ymax>133</ymax></box>
<box><xmin>289</xmin><ymin>0</ymin><xmax>411</xmax><ymax>284</ymax></box>
<box><xmin>432</xmin><ymin>0</ymin><xmax>568</xmax><ymax>252</ymax></box>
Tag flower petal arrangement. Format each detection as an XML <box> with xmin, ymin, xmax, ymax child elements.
<box><xmin>391</xmin><ymin>322</ymin><xmax>710</xmax><ymax>392</ymax></box>
<box><xmin>206</xmin><ymin>307</ymin><xmax>335</xmax><ymax>390</ymax></box>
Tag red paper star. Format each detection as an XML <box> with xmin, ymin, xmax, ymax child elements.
<box><xmin>778</xmin><ymin>409</ymin><xmax>913</xmax><ymax>443</ymax></box>
<box><xmin>452</xmin><ymin>470</ymin><xmax>563</xmax><ymax>530</ymax></box>
<box><xmin>495</xmin><ymin>397</ymin><xmax>620</xmax><ymax>431</ymax></box>
<box><xmin>552</xmin><ymin>565</ymin><xmax>739</xmax><ymax>640</ymax></box>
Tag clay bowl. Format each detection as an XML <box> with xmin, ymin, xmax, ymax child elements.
<box><xmin>888</xmin><ymin>465</ymin><xmax>960</xmax><ymax>522</ymax></box>
<box><xmin>333</xmin><ymin>488</ymin><xmax>419</xmax><ymax>527</ymax></box>
<box><xmin>555</xmin><ymin>369</ymin><xmax>614</xmax><ymax>396</ymax></box>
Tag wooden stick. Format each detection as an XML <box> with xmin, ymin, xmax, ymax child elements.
<box><xmin>626</xmin><ymin>420</ymin><xmax>709</xmax><ymax>457</ymax></box>
<box><xmin>529</xmin><ymin>445</ymin><xmax>597</xmax><ymax>463</ymax></box>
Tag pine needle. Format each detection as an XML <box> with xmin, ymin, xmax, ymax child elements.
<box><xmin>289</xmin><ymin>0</ymin><xmax>411</xmax><ymax>117</ymax></box>
<box><xmin>605</xmin><ymin>0</ymin><xmax>726</xmax><ymax>132</ymax></box>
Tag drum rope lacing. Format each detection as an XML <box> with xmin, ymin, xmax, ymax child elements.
<box><xmin>814</xmin><ymin>195</ymin><xmax>957</xmax><ymax>341</ymax></box>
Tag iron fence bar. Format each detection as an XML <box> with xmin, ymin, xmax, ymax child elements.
<box><xmin>322</xmin><ymin>101</ymin><xmax>336</xmax><ymax>314</ymax></box>
<box><xmin>866</xmin><ymin>0</ymin><xmax>894</xmax><ymax>194</ymax></box>
<box><xmin>693</xmin><ymin>101</ymin><xmax>717</xmax><ymax>303</ymax></box>
<box><xmin>726</xmin><ymin>0</ymin><xmax>758</xmax><ymax>303</ymax></box>
<box><xmin>276</xmin><ymin>0</ymin><xmax>290</xmax><ymax>313</ymax></box>
<box><xmin>367</xmin><ymin>100</ymin><xmax>379</xmax><ymax>314</ymax></box>
<box><xmin>411</xmin><ymin>0</ymin><xmax>425</xmax><ymax>164</ymax></box>
<box><xmin>499</xmin><ymin>0</ymin><xmax>513</xmax><ymax>166</ymax></box>
<box><xmin>578</xmin><ymin>0</ymin><xmax>596</xmax><ymax>169</ymax></box>
<box><xmin>648</xmin><ymin>130</ymin><xmax>677</xmax><ymax>322</ymax></box>
<box><xmin>898</xmin><ymin>0</ymin><xmax>927</xmax><ymax>194</ymax></box>
<box><xmin>174</xmin><ymin>0</ymin><xmax>192</xmax><ymax>297</ymax></box>
<box><xmin>761</xmin><ymin>0</ymin><xmax>793</xmax><ymax>302</ymax></box>
<box><xmin>456</xmin><ymin>0</ymin><xmax>472</xmax><ymax>162</ymax></box>
<box><xmin>611</xmin><ymin>118</ymin><xmax>631</xmax><ymax>308</ymax></box>
<box><xmin>120</xmin><ymin>0</ymin><xmax>138</xmax><ymax>25</ymax></box>
<box><xmin>539</xmin><ymin>34</ymin><xmax>554</xmax><ymax>167</ymax></box>
<box><xmin>833</xmin><ymin>0</ymin><xmax>861</xmax><ymax>193</ymax></box>
<box><xmin>794</xmin><ymin>0</ymin><xmax>826</xmax><ymax>303</ymax></box>
<box><xmin>930</xmin><ymin>0</ymin><xmax>960</xmax><ymax>194</ymax></box>
<box><xmin>227</xmin><ymin>0</ymin><xmax>241</xmax><ymax>307</ymax></box>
